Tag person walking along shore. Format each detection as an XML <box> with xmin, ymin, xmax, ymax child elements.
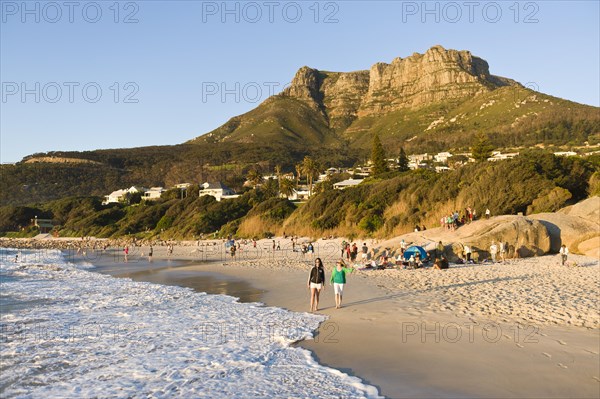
<box><xmin>330</xmin><ymin>259</ymin><xmax>355</xmax><ymax>309</ymax></box>
<box><xmin>308</xmin><ymin>258</ymin><xmax>326</xmax><ymax>312</ymax></box>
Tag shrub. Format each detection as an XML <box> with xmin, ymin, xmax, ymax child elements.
<box><xmin>527</xmin><ymin>187</ymin><xmax>573</xmax><ymax>214</ymax></box>
<box><xmin>358</xmin><ymin>213</ymin><xmax>383</xmax><ymax>233</ymax></box>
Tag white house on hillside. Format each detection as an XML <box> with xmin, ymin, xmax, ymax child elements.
<box><xmin>102</xmin><ymin>186</ymin><xmax>145</xmax><ymax>205</ymax></box>
<box><xmin>434</xmin><ymin>152</ymin><xmax>453</xmax><ymax>163</ymax></box>
<box><xmin>353</xmin><ymin>166</ymin><xmax>371</xmax><ymax>177</ymax></box>
<box><xmin>199</xmin><ymin>182</ymin><xmax>237</xmax><ymax>201</ymax></box>
<box><xmin>487</xmin><ymin>151</ymin><xmax>519</xmax><ymax>162</ymax></box>
<box><xmin>143</xmin><ymin>187</ymin><xmax>165</xmax><ymax>201</ymax></box>
<box><xmin>333</xmin><ymin>179</ymin><xmax>363</xmax><ymax>190</ymax></box>
<box><xmin>554</xmin><ymin>151</ymin><xmax>577</xmax><ymax>157</ymax></box>
<box><xmin>286</xmin><ymin>187</ymin><xmax>311</xmax><ymax>201</ymax></box>
<box><xmin>103</xmin><ymin>189</ymin><xmax>128</xmax><ymax>205</ymax></box>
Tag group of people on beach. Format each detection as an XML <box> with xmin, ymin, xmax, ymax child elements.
<box><xmin>307</xmin><ymin>258</ymin><xmax>355</xmax><ymax>312</ymax></box>
<box><xmin>440</xmin><ymin>207</ymin><xmax>492</xmax><ymax>231</ymax></box>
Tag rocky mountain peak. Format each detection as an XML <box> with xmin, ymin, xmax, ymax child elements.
<box><xmin>283</xmin><ymin>46</ymin><xmax>518</xmax><ymax>121</ymax></box>
<box><xmin>284</xmin><ymin>66</ymin><xmax>323</xmax><ymax>103</ymax></box>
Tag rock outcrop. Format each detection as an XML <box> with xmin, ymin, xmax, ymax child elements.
<box><xmin>377</xmin><ymin>215</ymin><xmax>551</xmax><ymax>262</ymax></box>
<box><xmin>282</xmin><ymin>45</ymin><xmax>518</xmax><ymax>130</ymax></box>
<box><xmin>359</xmin><ymin>45</ymin><xmax>513</xmax><ymax>115</ymax></box>
<box><xmin>376</xmin><ymin>198</ymin><xmax>599</xmax><ymax>261</ymax></box>
<box><xmin>529</xmin><ymin>197</ymin><xmax>600</xmax><ymax>257</ymax></box>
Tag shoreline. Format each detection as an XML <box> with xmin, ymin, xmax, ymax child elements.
<box><xmin>71</xmin><ymin>246</ymin><xmax>600</xmax><ymax>398</ymax></box>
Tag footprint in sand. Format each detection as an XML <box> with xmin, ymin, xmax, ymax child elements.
<box><xmin>584</xmin><ymin>349</ymin><xmax>599</xmax><ymax>355</ymax></box>
<box><xmin>539</xmin><ymin>332</ymin><xmax>548</xmax><ymax>337</ymax></box>
<box><xmin>557</xmin><ymin>363</ymin><xmax>568</xmax><ymax>369</ymax></box>
<box><xmin>542</xmin><ymin>352</ymin><xmax>552</xmax><ymax>359</ymax></box>
<box><xmin>503</xmin><ymin>334</ymin><xmax>511</xmax><ymax>340</ymax></box>
<box><xmin>556</xmin><ymin>340</ymin><xmax>567</xmax><ymax>346</ymax></box>
<box><xmin>592</xmin><ymin>377</ymin><xmax>600</xmax><ymax>383</ymax></box>
<box><xmin>515</xmin><ymin>343</ymin><xmax>524</xmax><ymax>348</ymax></box>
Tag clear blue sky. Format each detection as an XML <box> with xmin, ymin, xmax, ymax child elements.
<box><xmin>1</xmin><ymin>0</ymin><xmax>598</xmax><ymax>163</ymax></box>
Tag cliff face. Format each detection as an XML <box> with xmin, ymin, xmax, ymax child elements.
<box><xmin>191</xmin><ymin>45</ymin><xmax>597</xmax><ymax>151</ymax></box>
<box><xmin>360</xmin><ymin>46</ymin><xmax>509</xmax><ymax>113</ymax></box>
<box><xmin>282</xmin><ymin>45</ymin><xmax>517</xmax><ymax>131</ymax></box>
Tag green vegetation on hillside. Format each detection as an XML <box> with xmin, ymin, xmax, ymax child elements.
<box><xmin>1</xmin><ymin>143</ymin><xmax>362</xmax><ymax>206</ymax></box>
<box><xmin>2</xmin><ymin>151</ymin><xmax>596</xmax><ymax>240</ymax></box>
<box><xmin>283</xmin><ymin>150</ymin><xmax>597</xmax><ymax>237</ymax></box>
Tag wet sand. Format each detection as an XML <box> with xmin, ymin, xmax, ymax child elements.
<box><xmin>83</xmin><ymin>255</ymin><xmax>265</xmax><ymax>304</ymax></box>
<box><xmin>75</xmin><ymin>246</ymin><xmax>600</xmax><ymax>398</ymax></box>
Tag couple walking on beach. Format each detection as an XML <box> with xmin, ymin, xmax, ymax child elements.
<box><xmin>307</xmin><ymin>258</ymin><xmax>355</xmax><ymax>312</ymax></box>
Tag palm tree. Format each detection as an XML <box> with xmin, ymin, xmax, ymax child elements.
<box><xmin>295</xmin><ymin>163</ymin><xmax>302</xmax><ymax>185</ymax></box>
<box><xmin>247</xmin><ymin>168</ymin><xmax>263</xmax><ymax>188</ymax></box>
<box><xmin>301</xmin><ymin>156</ymin><xmax>319</xmax><ymax>196</ymax></box>
<box><xmin>274</xmin><ymin>164</ymin><xmax>282</xmax><ymax>191</ymax></box>
<box><xmin>279</xmin><ymin>178</ymin><xmax>297</xmax><ymax>199</ymax></box>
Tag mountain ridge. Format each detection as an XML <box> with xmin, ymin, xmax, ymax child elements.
<box><xmin>2</xmin><ymin>45</ymin><xmax>598</xmax><ymax>206</ymax></box>
<box><xmin>189</xmin><ymin>45</ymin><xmax>597</xmax><ymax>151</ymax></box>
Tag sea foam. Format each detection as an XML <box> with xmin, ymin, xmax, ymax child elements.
<box><xmin>0</xmin><ymin>249</ymin><xmax>381</xmax><ymax>398</ymax></box>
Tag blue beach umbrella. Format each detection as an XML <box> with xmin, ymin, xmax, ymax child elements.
<box><xmin>403</xmin><ymin>245</ymin><xmax>428</xmax><ymax>260</ymax></box>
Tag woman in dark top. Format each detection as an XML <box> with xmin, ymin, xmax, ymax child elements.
<box><xmin>307</xmin><ymin>257</ymin><xmax>326</xmax><ymax>312</ymax></box>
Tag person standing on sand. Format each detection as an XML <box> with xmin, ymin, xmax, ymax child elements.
<box><xmin>464</xmin><ymin>244</ymin><xmax>472</xmax><ymax>263</ymax></box>
<box><xmin>148</xmin><ymin>245</ymin><xmax>153</xmax><ymax>262</ymax></box>
<box><xmin>308</xmin><ymin>258</ymin><xmax>326</xmax><ymax>312</ymax></box>
<box><xmin>124</xmin><ymin>246</ymin><xmax>129</xmax><ymax>263</ymax></box>
<box><xmin>330</xmin><ymin>259</ymin><xmax>355</xmax><ymax>309</ymax></box>
<box><xmin>559</xmin><ymin>244</ymin><xmax>569</xmax><ymax>265</ymax></box>
<box><xmin>499</xmin><ymin>242</ymin><xmax>506</xmax><ymax>262</ymax></box>
<box><xmin>361</xmin><ymin>243</ymin><xmax>368</xmax><ymax>261</ymax></box>
<box><xmin>485</xmin><ymin>208</ymin><xmax>491</xmax><ymax>219</ymax></box>
<box><xmin>490</xmin><ymin>241</ymin><xmax>498</xmax><ymax>263</ymax></box>
<box><xmin>436</xmin><ymin>241</ymin><xmax>444</xmax><ymax>258</ymax></box>
<box><xmin>351</xmin><ymin>243</ymin><xmax>358</xmax><ymax>261</ymax></box>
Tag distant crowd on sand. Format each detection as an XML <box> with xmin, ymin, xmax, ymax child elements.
<box><xmin>338</xmin><ymin>235</ymin><xmax>571</xmax><ymax>272</ymax></box>
<box><xmin>2</xmin><ymin>222</ymin><xmax>572</xmax><ymax>270</ymax></box>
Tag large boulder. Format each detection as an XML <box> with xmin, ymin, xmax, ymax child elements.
<box><xmin>558</xmin><ymin>196</ymin><xmax>600</xmax><ymax>221</ymax></box>
<box><xmin>529</xmin><ymin>196</ymin><xmax>599</xmax><ymax>256</ymax></box>
<box><xmin>444</xmin><ymin>216</ymin><xmax>551</xmax><ymax>261</ymax></box>
<box><xmin>377</xmin><ymin>215</ymin><xmax>551</xmax><ymax>262</ymax></box>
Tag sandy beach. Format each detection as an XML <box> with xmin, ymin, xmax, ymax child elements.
<box><xmin>65</xmin><ymin>237</ymin><xmax>600</xmax><ymax>399</ymax></box>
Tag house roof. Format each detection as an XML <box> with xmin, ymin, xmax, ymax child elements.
<box><xmin>333</xmin><ymin>179</ymin><xmax>363</xmax><ymax>187</ymax></box>
<box><xmin>202</xmin><ymin>181</ymin><xmax>233</xmax><ymax>191</ymax></box>
<box><xmin>108</xmin><ymin>189</ymin><xmax>128</xmax><ymax>197</ymax></box>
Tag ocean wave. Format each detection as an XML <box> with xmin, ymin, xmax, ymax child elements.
<box><xmin>0</xmin><ymin>249</ymin><xmax>381</xmax><ymax>398</ymax></box>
